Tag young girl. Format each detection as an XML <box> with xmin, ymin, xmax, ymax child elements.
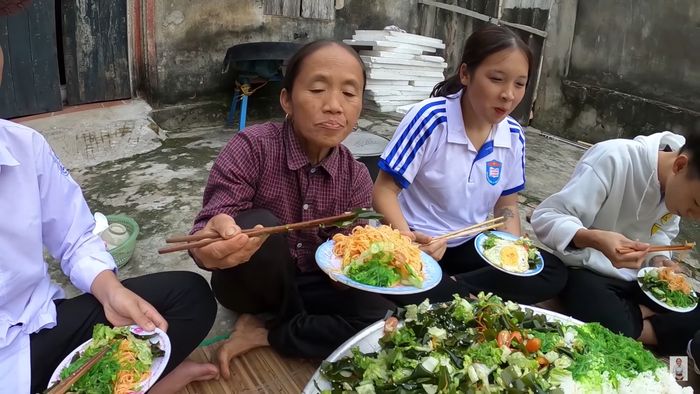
<box><xmin>373</xmin><ymin>25</ymin><xmax>567</xmax><ymax>306</ymax></box>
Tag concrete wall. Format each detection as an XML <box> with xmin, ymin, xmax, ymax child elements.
<box><xmin>152</xmin><ymin>0</ymin><xmax>419</xmax><ymax>106</ymax></box>
<box><xmin>533</xmin><ymin>0</ymin><xmax>700</xmax><ymax>142</ymax></box>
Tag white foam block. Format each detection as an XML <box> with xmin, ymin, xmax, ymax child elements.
<box><xmin>361</xmin><ymin>56</ymin><xmax>448</xmax><ymax>69</ymax></box>
<box><xmin>373</xmin><ymin>46</ymin><xmax>424</xmax><ymax>55</ymax></box>
<box><xmin>359</xmin><ymin>50</ymin><xmax>417</xmax><ymax>60</ymax></box>
<box><xmin>387</xmin><ymin>31</ymin><xmax>446</xmax><ymax>49</ymax></box>
<box><xmin>365</xmin><ymin>80</ymin><xmax>410</xmax><ymax>86</ymax></box>
<box><xmin>368</xmin><ymin>70</ymin><xmax>446</xmax><ymax>79</ymax></box>
<box><xmin>416</xmin><ymin>55</ymin><xmax>447</xmax><ymax>63</ymax></box>
<box><xmin>353</xmin><ymin>34</ymin><xmax>443</xmax><ymax>52</ymax></box>
<box><xmin>411</xmin><ymin>79</ymin><xmax>445</xmax><ymax>87</ymax></box>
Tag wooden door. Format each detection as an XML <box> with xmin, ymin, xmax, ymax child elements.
<box><xmin>61</xmin><ymin>0</ymin><xmax>130</xmax><ymax>105</ymax></box>
<box><xmin>418</xmin><ymin>0</ymin><xmax>551</xmax><ymax>126</ymax></box>
<box><xmin>0</xmin><ymin>0</ymin><xmax>63</xmax><ymax>119</ymax></box>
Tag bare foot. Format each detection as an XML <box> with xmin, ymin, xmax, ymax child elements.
<box><xmin>217</xmin><ymin>314</ymin><xmax>270</xmax><ymax>379</ymax></box>
<box><xmin>148</xmin><ymin>361</ymin><xmax>219</xmax><ymax>394</ymax></box>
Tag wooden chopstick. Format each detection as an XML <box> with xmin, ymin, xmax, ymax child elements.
<box><xmin>430</xmin><ymin>217</ymin><xmax>505</xmax><ymax>242</ymax></box>
<box><xmin>616</xmin><ymin>243</ymin><xmax>695</xmax><ymax>254</ymax></box>
<box><xmin>423</xmin><ymin>217</ymin><xmax>506</xmax><ymax>246</ymax></box>
<box><xmin>429</xmin><ymin>223</ymin><xmax>504</xmax><ymax>244</ymax></box>
<box><xmin>44</xmin><ymin>346</ymin><xmax>110</xmax><ymax>394</ymax></box>
<box><xmin>158</xmin><ymin>211</ymin><xmax>362</xmax><ymax>254</ymax></box>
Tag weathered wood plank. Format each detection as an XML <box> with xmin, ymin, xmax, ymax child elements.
<box><xmin>263</xmin><ymin>0</ymin><xmax>301</xmax><ymax>18</ymax></box>
<box><xmin>0</xmin><ymin>17</ymin><xmax>19</xmax><ymax>117</ymax></box>
<box><xmin>301</xmin><ymin>0</ymin><xmax>334</xmax><ymax>20</ymax></box>
<box><xmin>6</xmin><ymin>5</ymin><xmax>38</xmax><ymax>114</ymax></box>
<box><xmin>500</xmin><ymin>0</ymin><xmax>551</xmax><ymax>124</ymax></box>
<box><xmin>27</xmin><ymin>0</ymin><xmax>62</xmax><ymax>115</ymax></box>
<box><xmin>62</xmin><ymin>0</ymin><xmax>130</xmax><ymax>105</ymax></box>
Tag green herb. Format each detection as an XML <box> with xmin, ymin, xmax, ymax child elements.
<box><xmin>331</xmin><ymin>208</ymin><xmax>384</xmax><ymax>228</ymax></box>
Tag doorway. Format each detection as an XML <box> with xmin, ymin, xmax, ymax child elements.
<box><xmin>0</xmin><ymin>0</ymin><xmax>132</xmax><ymax>119</ymax></box>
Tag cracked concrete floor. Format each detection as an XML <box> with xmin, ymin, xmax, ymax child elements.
<box><xmin>20</xmin><ymin>99</ymin><xmax>700</xmax><ymax>344</ymax></box>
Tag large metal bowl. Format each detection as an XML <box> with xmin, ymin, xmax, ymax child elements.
<box><xmin>302</xmin><ymin>305</ymin><xmax>585</xmax><ymax>393</ymax></box>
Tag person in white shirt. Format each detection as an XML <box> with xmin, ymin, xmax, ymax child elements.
<box><xmin>531</xmin><ymin>131</ymin><xmax>700</xmax><ymax>360</ymax></box>
<box><xmin>372</xmin><ymin>25</ymin><xmax>567</xmax><ymax>307</ymax></box>
<box><xmin>0</xmin><ymin>2</ymin><xmax>219</xmax><ymax>392</ymax></box>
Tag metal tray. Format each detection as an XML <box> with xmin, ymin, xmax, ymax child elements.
<box><xmin>302</xmin><ymin>305</ymin><xmax>584</xmax><ymax>393</ymax></box>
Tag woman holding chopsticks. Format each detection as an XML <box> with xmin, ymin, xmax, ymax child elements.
<box><xmin>372</xmin><ymin>25</ymin><xmax>567</xmax><ymax>307</ymax></box>
<box><xmin>185</xmin><ymin>39</ymin><xmax>397</xmax><ymax>377</ymax></box>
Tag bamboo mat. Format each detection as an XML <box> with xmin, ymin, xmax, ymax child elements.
<box><xmin>179</xmin><ymin>345</ymin><xmax>320</xmax><ymax>394</ymax></box>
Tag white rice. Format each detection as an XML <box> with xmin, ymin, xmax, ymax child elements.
<box><xmin>558</xmin><ymin>368</ymin><xmax>694</xmax><ymax>394</ymax></box>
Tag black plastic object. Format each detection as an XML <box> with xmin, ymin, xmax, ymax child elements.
<box><xmin>221</xmin><ymin>42</ymin><xmax>303</xmax><ymax>75</ymax></box>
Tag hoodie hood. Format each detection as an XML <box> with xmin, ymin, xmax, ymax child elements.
<box><xmin>632</xmin><ymin>132</ymin><xmax>686</xmax><ymax>220</ymax></box>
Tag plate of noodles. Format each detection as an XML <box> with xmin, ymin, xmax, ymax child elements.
<box><xmin>315</xmin><ymin>225</ymin><xmax>442</xmax><ymax>295</ymax></box>
<box><xmin>637</xmin><ymin>266</ymin><xmax>699</xmax><ymax>313</ymax></box>
<box><xmin>47</xmin><ymin>324</ymin><xmax>171</xmax><ymax>394</ymax></box>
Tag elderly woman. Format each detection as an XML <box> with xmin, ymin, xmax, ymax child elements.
<box><xmin>189</xmin><ymin>39</ymin><xmax>397</xmax><ymax>378</ymax></box>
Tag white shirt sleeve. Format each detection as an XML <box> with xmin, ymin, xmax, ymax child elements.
<box><xmin>35</xmin><ymin>136</ymin><xmax>117</xmax><ymax>293</ymax></box>
<box><xmin>379</xmin><ymin>100</ymin><xmax>447</xmax><ymax>188</ymax></box>
<box><xmin>531</xmin><ymin>162</ymin><xmax>610</xmax><ymax>254</ymax></box>
<box><xmin>502</xmin><ymin>127</ymin><xmax>526</xmax><ymax>195</ymax></box>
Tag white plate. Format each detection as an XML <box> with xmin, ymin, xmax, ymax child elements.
<box><xmin>637</xmin><ymin>267</ymin><xmax>698</xmax><ymax>313</ymax></box>
<box><xmin>48</xmin><ymin>325</ymin><xmax>171</xmax><ymax>392</ymax></box>
<box><xmin>315</xmin><ymin>239</ymin><xmax>443</xmax><ymax>295</ymax></box>
<box><xmin>474</xmin><ymin>231</ymin><xmax>545</xmax><ymax>277</ymax></box>
<box><xmin>302</xmin><ymin>305</ymin><xmax>585</xmax><ymax>393</ymax></box>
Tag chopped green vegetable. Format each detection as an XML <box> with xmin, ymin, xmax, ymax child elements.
<box><xmin>638</xmin><ymin>268</ymin><xmax>698</xmax><ymax>308</ymax></box>
<box><xmin>318</xmin><ymin>293</ymin><xmax>677</xmax><ymax>393</ymax></box>
<box><xmin>55</xmin><ymin>324</ymin><xmax>162</xmax><ymax>394</ymax></box>
<box><xmin>343</xmin><ymin>242</ymin><xmax>423</xmax><ymax>289</ymax></box>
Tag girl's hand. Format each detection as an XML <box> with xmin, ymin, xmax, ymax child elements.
<box><xmin>401</xmin><ymin>231</ymin><xmax>447</xmax><ymax>261</ymax></box>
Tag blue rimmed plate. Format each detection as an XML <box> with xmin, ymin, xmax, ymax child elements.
<box><xmin>474</xmin><ymin>231</ymin><xmax>545</xmax><ymax>277</ymax></box>
<box><xmin>315</xmin><ymin>240</ymin><xmax>442</xmax><ymax>295</ymax></box>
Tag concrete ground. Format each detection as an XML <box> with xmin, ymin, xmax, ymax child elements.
<box><xmin>19</xmin><ymin>99</ymin><xmax>700</xmax><ymax>387</ymax></box>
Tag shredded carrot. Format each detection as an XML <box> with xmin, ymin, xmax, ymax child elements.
<box><xmin>658</xmin><ymin>266</ymin><xmax>692</xmax><ymax>294</ymax></box>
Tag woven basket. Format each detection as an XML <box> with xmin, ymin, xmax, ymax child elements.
<box><xmin>105</xmin><ymin>215</ymin><xmax>139</xmax><ymax>268</ymax></box>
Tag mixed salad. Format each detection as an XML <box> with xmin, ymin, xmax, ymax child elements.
<box><xmin>50</xmin><ymin>324</ymin><xmax>164</xmax><ymax>394</ymax></box>
<box><xmin>638</xmin><ymin>267</ymin><xmax>699</xmax><ymax>309</ymax></box>
<box><xmin>317</xmin><ymin>293</ymin><xmax>691</xmax><ymax>394</ymax></box>
<box><xmin>343</xmin><ymin>242</ymin><xmax>424</xmax><ymax>289</ymax></box>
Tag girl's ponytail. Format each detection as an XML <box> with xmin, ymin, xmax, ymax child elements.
<box><xmin>430</xmin><ymin>74</ymin><xmax>463</xmax><ymax>98</ymax></box>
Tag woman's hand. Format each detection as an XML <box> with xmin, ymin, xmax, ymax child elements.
<box><xmin>192</xmin><ymin>214</ymin><xmax>268</xmax><ymax>270</ymax></box>
<box><xmin>91</xmin><ymin>271</ymin><xmax>168</xmax><ymax>332</ymax></box>
<box><xmin>402</xmin><ymin>231</ymin><xmax>447</xmax><ymax>261</ymax></box>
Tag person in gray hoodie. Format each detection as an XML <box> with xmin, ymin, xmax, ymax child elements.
<box><xmin>531</xmin><ymin>131</ymin><xmax>700</xmax><ymax>360</ymax></box>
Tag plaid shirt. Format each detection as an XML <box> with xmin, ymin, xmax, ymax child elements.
<box><xmin>191</xmin><ymin>122</ymin><xmax>373</xmax><ymax>272</ymax></box>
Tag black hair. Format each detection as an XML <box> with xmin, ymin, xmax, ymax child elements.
<box><xmin>678</xmin><ymin>132</ymin><xmax>700</xmax><ymax>178</ymax></box>
<box><xmin>431</xmin><ymin>24</ymin><xmax>534</xmax><ymax>98</ymax></box>
<box><xmin>283</xmin><ymin>39</ymin><xmax>367</xmax><ymax>94</ymax></box>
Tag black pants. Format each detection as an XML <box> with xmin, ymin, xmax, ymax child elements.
<box><xmin>211</xmin><ymin>209</ymin><xmax>397</xmax><ymax>360</ymax></box>
<box><xmin>561</xmin><ymin>267</ymin><xmax>700</xmax><ymax>355</ymax></box>
<box><xmin>384</xmin><ymin>238</ymin><xmax>568</xmax><ymax>307</ymax></box>
<box><xmin>30</xmin><ymin>271</ymin><xmax>217</xmax><ymax>394</ymax></box>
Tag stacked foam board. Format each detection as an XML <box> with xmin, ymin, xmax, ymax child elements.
<box><xmin>343</xmin><ymin>30</ymin><xmax>447</xmax><ymax>113</ymax></box>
